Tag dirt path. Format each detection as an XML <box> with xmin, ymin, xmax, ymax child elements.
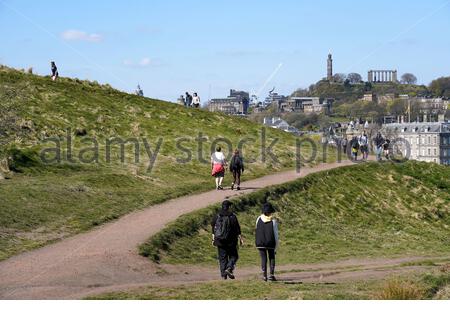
<box><xmin>1</xmin><ymin>160</ymin><xmax>375</xmax><ymax>299</ymax></box>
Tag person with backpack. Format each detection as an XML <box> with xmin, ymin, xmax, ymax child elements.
<box><xmin>50</xmin><ymin>61</ymin><xmax>59</xmax><ymax>81</ymax></box>
<box><xmin>211</xmin><ymin>200</ymin><xmax>243</xmax><ymax>280</ymax></box>
<box><xmin>211</xmin><ymin>146</ymin><xmax>227</xmax><ymax>190</ymax></box>
<box><xmin>350</xmin><ymin>136</ymin><xmax>359</xmax><ymax>161</ymax></box>
<box><xmin>229</xmin><ymin>149</ymin><xmax>244</xmax><ymax>191</ymax></box>
<box><xmin>255</xmin><ymin>202</ymin><xmax>279</xmax><ymax>282</ymax></box>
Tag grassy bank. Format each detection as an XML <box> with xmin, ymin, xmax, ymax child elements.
<box><xmin>89</xmin><ymin>268</ymin><xmax>450</xmax><ymax>300</ymax></box>
<box><xmin>0</xmin><ymin>66</ymin><xmax>329</xmax><ymax>260</ymax></box>
<box><xmin>139</xmin><ymin>161</ymin><xmax>450</xmax><ymax>265</ymax></box>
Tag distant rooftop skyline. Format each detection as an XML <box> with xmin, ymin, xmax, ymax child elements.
<box><xmin>1</xmin><ymin>0</ymin><xmax>449</xmax><ymax>102</ymax></box>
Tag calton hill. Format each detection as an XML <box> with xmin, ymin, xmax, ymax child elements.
<box><xmin>251</xmin><ymin>73</ymin><xmax>450</xmax><ymax>132</ymax></box>
<box><xmin>1</xmin><ymin>64</ymin><xmax>450</xmax><ymax>300</ymax></box>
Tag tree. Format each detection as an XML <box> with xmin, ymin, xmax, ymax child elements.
<box><xmin>347</xmin><ymin>73</ymin><xmax>362</xmax><ymax>84</ymax></box>
<box><xmin>388</xmin><ymin>99</ymin><xmax>407</xmax><ymax>116</ymax></box>
<box><xmin>429</xmin><ymin>76</ymin><xmax>450</xmax><ymax>98</ymax></box>
<box><xmin>332</xmin><ymin>73</ymin><xmax>347</xmax><ymax>83</ymax></box>
<box><xmin>401</xmin><ymin>73</ymin><xmax>417</xmax><ymax>85</ymax></box>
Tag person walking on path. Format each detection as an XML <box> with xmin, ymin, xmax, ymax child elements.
<box><xmin>374</xmin><ymin>133</ymin><xmax>385</xmax><ymax>162</ymax></box>
<box><xmin>50</xmin><ymin>61</ymin><xmax>59</xmax><ymax>81</ymax></box>
<box><xmin>229</xmin><ymin>149</ymin><xmax>244</xmax><ymax>191</ymax></box>
<box><xmin>211</xmin><ymin>200</ymin><xmax>243</xmax><ymax>280</ymax></box>
<box><xmin>185</xmin><ymin>92</ymin><xmax>192</xmax><ymax>107</ymax></box>
<box><xmin>192</xmin><ymin>92</ymin><xmax>201</xmax><ymax>108</ymax></box>
<box><xmin>255</xmin><ymin>202</ymin><xmax>279</xmax><ymax>282</ymax></box>
<box><xmin>211</xmin><ymin>146</ymin><xmax>227</xmax><ymax>190</ymax></box>
<box><xmin>341</xmin><ymin>137</ymin><xmax>348</xmax><ymax>156</ymax></box>
<box><xmin>383</xmin><ymin>138</ymin><xmax>391</xmax><ymax>160</ymax></box>
<box><xmin>350</xmin><ymin>136</ymin><xmax>359</xmax><ymax>161</ymax></box>
<box><xmin>359</xmin><ymin>132</ymin><xmax>369</xmax><ymax>161</ymax></box>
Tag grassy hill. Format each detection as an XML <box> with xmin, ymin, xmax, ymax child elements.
<box><xmin>140</xmin><ymin>161</ymin><xmax>450</xmax><ymax>265</ymax></box>
<box><xmin>0</xmin><ymin>66</ymin><xmax>319</xmax><ymax>260</ymax></box>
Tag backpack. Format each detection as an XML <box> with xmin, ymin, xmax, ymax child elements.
<box><xmin>233</xmin><ymin>156</ymin><xmax>242</xmax><ymax>169</ymax></box>
<box><xmin>214</xmin><ymin>214</ymin><xmax>232</xmax><ymax>241</ymax></box>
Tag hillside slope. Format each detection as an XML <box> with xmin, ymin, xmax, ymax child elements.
<box><xmin>140</xmin><ymin>161</ymin><xmax>450</xmax><ymax>265</ymax></box>
<box><xmin>0</xmin><ymin>66</ymin><xmax>313</xmax><ymax>260</ymax></box>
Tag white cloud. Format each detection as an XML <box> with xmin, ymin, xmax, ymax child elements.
<box><xmin>139</xmin><ymin>58</ymin><xmax>151</xmax><ymax>66</ymax></box>
<box><xmin>123</xmin><ymin>57</ymin><xmax>161</xmax><ymax>68</ymax></box>
<box><xmin>61</xmin><ymin>30</ymin><xmax>103</xmax><ymax>43</ymax></box>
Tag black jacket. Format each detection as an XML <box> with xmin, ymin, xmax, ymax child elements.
<box><xmin>255</xmin><ymin>216</ymin><xmax>278</xmax><ymax>249</ymax></box>
<box><xmin>229</xmin><ymin>155</ymin><xmax>244</xmax><ymax>172</ymax></box>
<box><xmin>374</xmin><ymin>135</ymin><xmax>385</xmax><ymax>148</ymax></box>
<box><xmin>211</xmin><ymin>210</ymin><xmax>241</xmax><ymax>247</ymax></box>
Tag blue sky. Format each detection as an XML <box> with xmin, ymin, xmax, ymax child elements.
<box><xmin>1</xmin><ymin>0</ymin><xmax>449</xmax><ymax>102</ymax></box>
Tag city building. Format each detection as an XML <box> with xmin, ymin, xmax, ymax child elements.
<box><xmin>263</xmin><ymin>91</ymin><xmax>286</xmax><ymax>108</ymax></box>
<box><xmin>382</xmin><ymin>121</ymin><xmax>450</xmax><ymax>165</ymax></box>
<box><xmin>415</xmin><ymin>97</ymin><xmax>449</xmax><ymax>111</ymax></box>
<box><xmin>281</xmin><ymin>97</ymin><xmax>332</xmax><ymax>114</ymax></box>
<box><xmin>208</xmin><ymin>89</ymin><xmax>250</xmax><ymax>115</ymax></box>
<box><xmin>263</xmin><ymin>117</ymin><xmax>299</xmax><ymax>134</ymax></box>
<box><xmin>361</xmin><ymin>93</ymin><xmax>376</xmax><ymax>103</ymax></box>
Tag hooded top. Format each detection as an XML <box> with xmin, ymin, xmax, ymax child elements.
<box><xmin>255</xmin><ymin>214</ymin><xmax>279</xmax><ymax>250</ymax></box>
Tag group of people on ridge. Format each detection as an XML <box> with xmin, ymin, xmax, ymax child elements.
<box><xmin>211</xmin><ymin>200</ymin><xmax>279</xmax><ymax>281</ymax></box>
<box><xmin>182</xmin><ymin>92</ymin><xmax>201</xmax><ymax>108</ymax></box>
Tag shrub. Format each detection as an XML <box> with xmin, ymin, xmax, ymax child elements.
<box><xmin>375</xmin><ymin>278</ymin><xmax>424</xmax><ymax>300</ymax></box>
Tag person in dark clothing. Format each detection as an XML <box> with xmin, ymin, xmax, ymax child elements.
<box><xmin>374</xmin><ymin>133</ymin><xmax>385</xmax><ymax>162</ymax></box>
<box><xmin>211</xmin><ymin>200</ymin><xmax>243</xmax><ymax>280</ymax></box>
<box><xmin>350</xmin><ymin>136</ymin><xmax>359</xmax><ymax>161</ymax></box>
<box><xmin>50</xmin><ymin>61</ymin><xmax>58</xmax><ymax>81</ymax></box>
<box><xmin>185</xmin><ymin>92</ymin><xmax>192</xmax><ymax>107</ymax></box>
<box><xmin>383</xmin><ymin>139</ymin><xmax>391</xmax><ymax>160</ymax></box>
<box><xmin>229</xmin><ymin>149</ymin><xmax>244</xmax><ymax>191</ymax></box>
<box><xmin>255</xmin><ymin>202</ymin><xmax>279</xmax><ymax>282</ymax></box>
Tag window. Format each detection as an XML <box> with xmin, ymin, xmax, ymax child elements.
<box><xmin>428</xmin><ymin>148</ymin><xmax>431</xmax><ymax>156</ymax></box>
<box><xmin>434</xmin><ymin>136</ymin><xmax>437</xmax><ymax>145</ymax></box>
<box><xmin>417</xmin><ymin>137</ymin><xmax>420</xmax><ymax>145</ymax></box>
<box><xmin>428</xmin><ymin>136</ymin><xmax>431</xmax><ymax>144</ymax></box>
<box><xmin>434</xmin><ymin>149</ymin><xmax>437</xmax><ymax>156</ymax></box>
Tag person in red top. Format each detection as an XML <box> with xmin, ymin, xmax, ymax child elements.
<box><xmin>211</xmin><ymin>146</ymin><xmax>227</xmax><ymax>190</ymax></box>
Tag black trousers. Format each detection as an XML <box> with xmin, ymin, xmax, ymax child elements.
<box><xmin>232</xmin><ymin>170</ymin><xmax>241</xmax><ymax>186</ymax></box>
<box><xmin>218</xmin><ymin>246</ymin><xmax>239</xmax><ymax>277</ymax></box>
<box><xmin>258</xmin><ymin>248</ymin><xmax>276</xmax><ymax>276</ymax></box>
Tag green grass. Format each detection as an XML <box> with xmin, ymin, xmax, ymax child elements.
<box><xmin>140</xmin><ymin>161</ymin><xmax>450</xmax><ymax>265</ymax></box>
<box><xmin>88</xmin><ymin>268</ymin><xmax>450</xmax><ymax>300</ymax></box>
<box><xmin>0</xmin><ymin>66</ymin><xmax>332</xmax><ymax>260</ymax></box>
<box><xmin>89</xmin><ymin>279</ymin><xmax>379</xmax><ymax>300</ymax></box>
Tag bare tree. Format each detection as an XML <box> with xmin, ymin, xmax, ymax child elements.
<box><xmin>347</xmin><ymin>73</ymin><xmax>362</xmax><ymax>84</ymax></box>
<box><xmin>332</xmin><ymin>73</ymin><xmax>347</xmax><ymax>83</ymax></box>
<box><xmin>401</xmin><ymin>73</ymin><xmax>417</xmax><ymax>85</ymax></box>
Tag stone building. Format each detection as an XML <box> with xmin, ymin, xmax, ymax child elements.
<box><xmin>383</xmin><ymin>121</ymin><xmax>450</xmax><ymax>165</ymax></box>
<box><xmin>368</xmin><ymin>70</ymin><xmax>398</xmax><ymax>83</ymax></box>
<box><xmin>282</xmin><ymin>97</ymin><xmax>332</xmax><ymax>114</ymax></box>
<box><xmin>208</xmin><ymin>89</ymin><xmax>250</xmax><ymax>114</ymax></box>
